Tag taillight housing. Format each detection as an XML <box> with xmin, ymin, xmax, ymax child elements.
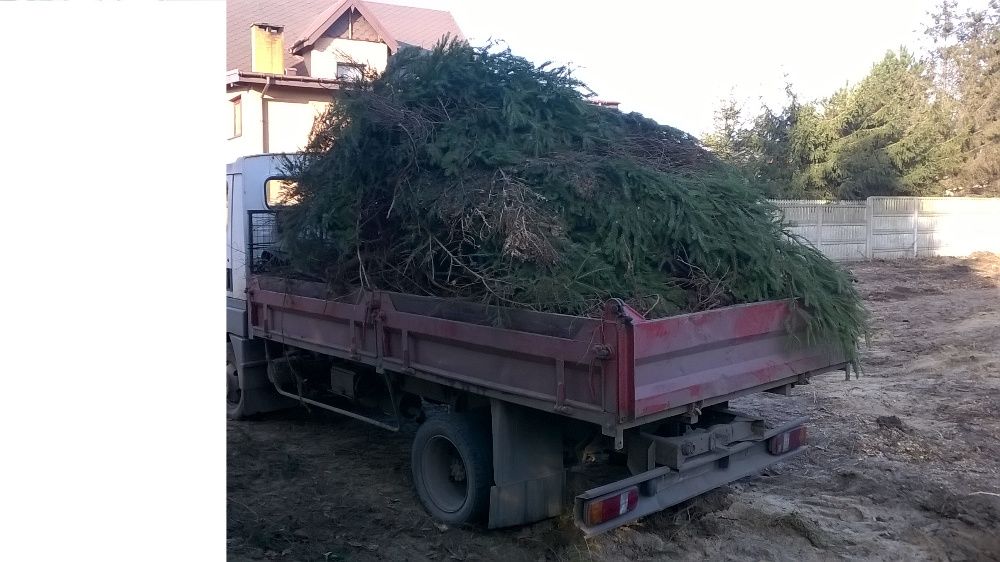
<box><xmin>768</xmin><ymin>426</ymin><xmax>807</xmax><ymax>455</ymax></box>
<box><xmin>583</xmin><ymin>487</ymin><xmax>639</xmax><ymax>527</ymax></box>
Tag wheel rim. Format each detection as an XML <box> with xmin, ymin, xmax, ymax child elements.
<box><xmin>420</xmin><ymin>435</ymin><xmax>469</xmax><ymax>513</ymax></box>
<box><xmin>227</xmin><ymin>362</ymin><xmax>242</xmax><ymax>409</ymax></box>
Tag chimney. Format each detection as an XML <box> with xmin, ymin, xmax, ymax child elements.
<box><xmin>250</xmin><ymin>23</ymin><xmax>285</xmax><ymax>74</ymax></box>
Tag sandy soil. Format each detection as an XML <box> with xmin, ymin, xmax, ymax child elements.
<box><xmin>228</xmin><ymin>253</ymin><xmax>1000</xmax><ymax>561</ymax></box>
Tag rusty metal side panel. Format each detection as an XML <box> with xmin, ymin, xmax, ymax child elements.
<box><xmin>247</xmin><ymin>279</ymin><xmax>617</xmax><ymax>421</ymax></box>
<box><xmin>248</xmin><ymin>278</ymin><xmax>842</xmax><ymax>428</ymax></box>
<box><xmin>247</xmin><ymin>278</ymin><xmax>378</xmax><ymax>360</ymax></box>
<box><xmin>629</xmin><ymin>300</ymin><xmax>841</xmax><ymax>418</ymax></box>
<box><xmin>376</xmin><ymin>293</ymin><xmax>609</xmax><ymax>416</ymax></box>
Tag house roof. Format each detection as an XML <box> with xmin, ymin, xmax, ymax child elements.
<box><xmin>335</xmin><ymin>1</ymin><xmax>464</xmax><ymax>50</ymax></box>
<box><xmin>227</xmin><ymin>0</ymin><xmax>464</xmax><ymax>73</ymax></box>
<box><xmin>292</xmin><ymin>0</ymin><xmax>401</xmax><ymax>53</ymax></box>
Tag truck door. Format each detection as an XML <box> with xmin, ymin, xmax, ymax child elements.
<box><xmin>227</xmin><ymin>174</ymin><xmax>234</xmax><ymax>297</ymax></box>
<box><xmin>227</xmin><ymin>171</ymin><xmax>249</xmax><ymax>337</ymax></box>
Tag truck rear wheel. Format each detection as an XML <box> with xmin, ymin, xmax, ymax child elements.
<box><xmin>411</xmin><ymin>412</ymin><xmax>493</xmax><ymax>525</ymax></box>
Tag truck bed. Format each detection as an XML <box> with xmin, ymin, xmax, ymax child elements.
<box><xmin>247</xmin><ymin>275</ymin><xmax>845</xmax><ymax>441</ymax></box>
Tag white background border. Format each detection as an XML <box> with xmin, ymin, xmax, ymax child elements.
<box><xmin>1</xmin><ymin>1</ymin><xmax>224</xmax><ymax>559</ymax></box>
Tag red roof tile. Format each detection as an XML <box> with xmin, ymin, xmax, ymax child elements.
<box><xmin>364</xmin><ymin>1</ymin><xmax>464</xmax><ymax>49</ymax></box>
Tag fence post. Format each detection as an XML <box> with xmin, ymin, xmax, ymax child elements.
<box><xmin>816</xmin><ymin>204</ymin><xmax>824</xmax><ymax>251</ymax></box>
<box><xmin>865</xmin><ymin>197</ymin><xmax>873</xmax><ymax>261</ymax></box>
<box><xmin>912</xmin><ymin>198</ymin><xmax>919</xmax><ymax>258</ymax></box>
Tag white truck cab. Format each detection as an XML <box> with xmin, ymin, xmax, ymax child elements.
<box><xmin>226</xmin><ymin>153</ymin><xmax>299</xmax><ymax>337</ymax></box>
<box><xmin>226</xmin><ymin>154</ymin><xmax>301</xmax><ymax>419</ymax></box>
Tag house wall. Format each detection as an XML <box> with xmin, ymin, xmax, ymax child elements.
<box><xmin>226</xmin><ymin>88</ymin><xmax>263</xmax><ymax>163</ymax></box>
<box><xmin>348</xmin><ymin>10</ymin><xmax>380</xmax><ymax>42</ymax></box>
<box><xmin>225</xmin><ymin>85</ymin><xmax>333</xmax><ymax>163</ymax></box>
<box><xmin>323</xmin><ymin>9</ymin><xmax>380</xmax><ymax>42</ymax></box>
<box><xmin>305</xmin><ymin>37</ymin><xmax>389</xmax><ymax>78</ymax></box>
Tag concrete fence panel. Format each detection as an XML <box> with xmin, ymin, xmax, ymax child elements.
<box><xmin>769</xmin><ymin>197</ymin><xmax>1000</xmax><ymax>262</ymax></box>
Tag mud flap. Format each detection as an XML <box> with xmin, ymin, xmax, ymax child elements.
<box><xmin>229</xmin><ymin>335</ymin><xmax>295</xmax><ymax>415</ymax></box>
<box><xmin>487</xmin><ymin>400</ymin><xmax>565</xmax><ymax>528</ymax></box>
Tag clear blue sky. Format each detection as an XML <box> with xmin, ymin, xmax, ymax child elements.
<box><xmin>391</xmin><ymin>0</ymin><xmax>988</xmax><ymax>136</ymax></box>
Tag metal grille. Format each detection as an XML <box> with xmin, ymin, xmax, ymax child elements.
<box><xmin>248</xmin><ymin>210</ymin><xmax>281</xmax><ymax>274</ymax></box>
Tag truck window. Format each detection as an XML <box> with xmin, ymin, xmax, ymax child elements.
<box><xmin>265</xmin><ymin>178</ymin><xmax>300</xmax><ymax>207</ymax></box>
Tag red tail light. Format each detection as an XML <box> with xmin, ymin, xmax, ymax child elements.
<box><xmin>768</xmin><ymin>426</ymin><xmax>807</xmax><ymax>454</ymax></box>
<box><xmin>584</xmin><ymin>487</ymin><xmax>639</xmax><ymax>527</ymax></box>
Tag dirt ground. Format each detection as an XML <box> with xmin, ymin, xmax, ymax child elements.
<box><xmin>228</xmin><ymin>253</ymin><xmax>1000</xmax><ymax>561</ymax></box>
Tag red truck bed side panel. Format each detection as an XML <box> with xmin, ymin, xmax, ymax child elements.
<box><xmin>248</xmin><ymin>277</ymin><xmax>845</xmax><ymax>427</ymax></box>
<box><xmin>629</xmin><ymin>300</ymin><xmax>842</xmax><ymax>417</ymax></box>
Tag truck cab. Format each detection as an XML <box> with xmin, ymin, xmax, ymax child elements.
<box><xmin>226</xmin><ymin>154</ymin><xmax>301</xmax><ymax>418</ymax></box>
<box><xmin>227</xmin><ymin>154</ymin><xmax>296</xmax><ymax>334</ymax></box>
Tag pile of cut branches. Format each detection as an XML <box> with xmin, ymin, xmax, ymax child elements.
<box><xmin>278</xmin><ymin>40</ymin><xmax>867</xmax><ymax>362</ymax></box>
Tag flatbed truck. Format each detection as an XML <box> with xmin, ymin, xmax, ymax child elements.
<box><xmin>226</xmin><ymin>154</ymin><xmax>846</xmax><ymax>534</ymax></box>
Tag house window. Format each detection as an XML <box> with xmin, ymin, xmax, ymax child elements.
<box><xmin>231</xmin><ymin>96</ymin><xmax>242</xmax><ymax>138</ymax></box>
<box><xmin>336</xmin><ymin>63</ymin><xmax>364</xmax><ymax>81</ymax></box>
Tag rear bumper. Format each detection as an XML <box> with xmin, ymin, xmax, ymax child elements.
<box><xmin>574</xmin><ymin>417</ymin><xmax>808</xmax><ymax>535</ymax></box>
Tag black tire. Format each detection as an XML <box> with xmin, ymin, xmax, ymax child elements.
<box><xmin>226</xmin><ymin>341</ymin><xmax>248</xmax><ymax>420</ymax></box>
<box><xmin>411</xmin><ymin>412</ymin><xmax>493</xmax><ymax>524</ymax></box>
